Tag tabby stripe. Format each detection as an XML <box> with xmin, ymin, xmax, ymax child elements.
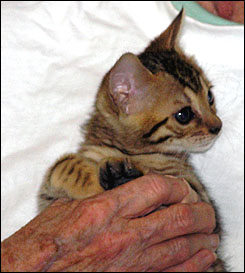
<box><xmin>101</xmin><ymin>142</ymin><xmax>132</xmax><ymax>155</ymax></box>
<box><xmin>138</xmin><ymin>50</ymin><xmax>202</xmax><ymax>92</ymax></box>
<box><xmin>143</xmin><ymin>117</ymin><xmax>168</xmax><ymax>138</ymax></box>
<box><xmin>61</xmin><ymin>159</ymin><xmax>84</xmax><ymax>177</ymax></box>
<box><xmin>149</xmin><ymin>135</ymin><xmax>172</xmax><ymax>144</ymax></box>
<box><xmin>75</xmin><ymin>169</ymin><xmax>82</xmax><ymax>184</ymax></box>
<box><xmin>39</xmin><ymin>193</ymin><xmax>56</xmax><ymax>201</ymax></box>
<box><xmin>48</xmin><ymin>155</ymin><xmax>75</xmax><ymax>183</ymax></box>
<box><xmin>68</xmin><ymin>160</ymin><xmax>83</xmax><ymax>175</ymax></box>
<box><xmin>165</xmin><ymin>125</ymin><xmax>181</xmax><ymax>135</ymax></box>
<box><xmin>82</xmin><ymin>173</ymin><xmax>91</xmax><ymax>187</ymax></box>
<box><xmin>52</xmin><ymin>156</ymin><xmax>75</xmax><ymax>172</ymax></box>
<box><xmin>59</xmin><ymin>163</ymin><xmax>69</xmax><ymax>179</ymax></box>
<box><xmin>154</xmin><ymin>166</ymin><xmax>179</xmax><ymax>172</ymax></box>
<box><xmin>101</xmin><ymin>141</ymin><xmax>168</xmax><ymax>156</ymax></box>
<box><xmin>68</xmin><ymin>166</ymin><xmax>75</xmax><ymax>175</ymax></box>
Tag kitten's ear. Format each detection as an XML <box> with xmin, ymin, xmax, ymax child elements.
<box><xmin>146</xmin><ymin>8</ymin><xmax>184</xmax><ymax>51</ymax></box>
<box><xmin>109</xmin><ymin>53</ymin><xmax>153</xmax><ymax>115</ymax></box>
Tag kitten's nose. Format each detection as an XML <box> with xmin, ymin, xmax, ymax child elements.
<box><xmin>207</xmin><ymin>115</ymin><xmax>222</xmax><ymax>135</ymax></box>
<box><xmin>209</xmin><ymin>125</ymin><xmax>222</xmax><ymax>135</ymax></box>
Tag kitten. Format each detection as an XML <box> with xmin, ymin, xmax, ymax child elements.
<box><xmin>39</xmin><ymin>9</ymin><xmax>226</xmax><ymax>271</ymax></box>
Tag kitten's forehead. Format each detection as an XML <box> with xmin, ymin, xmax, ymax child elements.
<box><xmin>138</xmin><ymin>50</ymin><xmax>203</xmax><ymax>93</ymax></box>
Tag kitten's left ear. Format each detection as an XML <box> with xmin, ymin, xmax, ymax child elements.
<box><xmin>146</xmin><ymin>8</ymin><xmax>185</xmax><ymax>51</ymax></box>
<box><xmin>109</xmin><ymin>53</ymin><xmax>154</xmax><ymax>115</ymax></box>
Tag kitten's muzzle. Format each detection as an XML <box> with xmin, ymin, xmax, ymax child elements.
<box><xmin>205</xmin><ymin>114</ymin><xmax>222</xmax><ymax>135</ymax></box>
<box><xmin>209</xmin><ymin>124</ymin><xmax>222</xmax><ymax>135</ymax></box>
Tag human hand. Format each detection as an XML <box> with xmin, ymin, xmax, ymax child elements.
<box><xmin>197</xmin><ymin>1</ymin><xmax>244</xmax><ymax>23</ymax></box>
<box><xmin>1</xmin><ymin>174</ymin><xmax>218</xmax><ymax>272</ymax></box>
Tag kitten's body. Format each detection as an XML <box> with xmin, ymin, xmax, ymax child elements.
<box><xmin>39</xmin><ymin>10</ymin><xmax>226</xmax><ymax>271</ymax></box>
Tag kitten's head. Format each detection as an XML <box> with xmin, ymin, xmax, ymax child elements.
<box><xmin>96</xmin><ymin>9</ymin><xmax>222</xmax><ymax>155</ymax></box>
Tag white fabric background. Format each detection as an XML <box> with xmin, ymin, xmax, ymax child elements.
<box><xmin>1</xmin><ymin>1</ymin><xmax>244</xmax><ymax>271</ymax></box>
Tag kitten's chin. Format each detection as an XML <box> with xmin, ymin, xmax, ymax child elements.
<box><xmin>185</xmin><ymin>138</ymin><xmax>217</xmax><ymax>153</ymax></box>
<box><xmin>188</xmin><ymin>142</ymin><xmax>214</xmax><ymax>152</ymax></box>
<box><xmin>164</xmin><ymin>138</ymin><xmax>217</xmax><ymax>154</ymax></box>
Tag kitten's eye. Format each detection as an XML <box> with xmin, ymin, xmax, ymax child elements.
<box><xmin>174</xmin><ymin>107</ymin><xmax>194</xmax><ymax>125</ymax></box>
<box><xmin>208</xmin><ymin>90</ymin><xmax>214</xmax><ymax>105</ymax></box>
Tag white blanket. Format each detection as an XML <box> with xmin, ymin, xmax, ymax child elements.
<box><xmin>1</xmin><ymin>1</ymin><xmax>244</xmax><ymax>271</ymax></box>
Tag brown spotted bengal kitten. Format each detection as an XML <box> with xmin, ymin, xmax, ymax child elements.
<box><xmin>39</xmin><ymin>10</ymin><xmax>226</xmax><ymax>271</ymax></box>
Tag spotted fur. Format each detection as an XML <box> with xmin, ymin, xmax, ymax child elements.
<box><xmin>39</xmin><ymin>9</ymin><xmax>226</xmax><ymax>271</ymax></box>
<box><xmin>138</xmin><ymin>50</ymin><xmax>202</xmax><ymax>92</ymax></box>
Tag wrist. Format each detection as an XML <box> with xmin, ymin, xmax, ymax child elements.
<box><xmin>1</xmin><ymin>231</ymin><xmax>58</xmax><ymax>272</ymax></box>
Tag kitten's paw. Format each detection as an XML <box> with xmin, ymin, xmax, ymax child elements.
<box><xmin>99</xmin><ymin>158</ymin><xmax>143</xmax><ymax>190</ymax></box>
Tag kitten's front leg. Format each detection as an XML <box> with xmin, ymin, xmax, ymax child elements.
<box><xmin>39</xmin><ymin>153</ymin><xmax>104</xmax><ymax>211</ymax></box>
<box><xmin>99</xmin><ymin>158</ymin><xmax>143</xmax><ymax>190</ymax></box>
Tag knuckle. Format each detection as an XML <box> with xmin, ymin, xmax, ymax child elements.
<box><xmin>175</xmin><ymin>204</ymin><xmax>195</xmax><ymax>230</ymax></box>
<box><xmin>148</xmin><ymin>174</ymin><xmax>172</xmax><ymax>199</ymax></box>
<box><xmin>81</xmin><ymin>197</ymin><xmax>118</xmax><ymax>224</ymax></box>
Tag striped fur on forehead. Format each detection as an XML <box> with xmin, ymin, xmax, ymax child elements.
<box><xmin>138</xmin><ymin>49</ymin><xmax>202</xmax><ymax>93</ymax></box>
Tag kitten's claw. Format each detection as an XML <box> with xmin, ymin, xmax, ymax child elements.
<box><xmin>99</xmin><ymin>158</ymin><xmax>143</xmax><ymax>190</ymax></box>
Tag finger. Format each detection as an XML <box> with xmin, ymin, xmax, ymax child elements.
<box><xmin>197</xmin><ymin>1</ymin><xmax>218</xmax><ymax>15</ymax></box>
<box><xmin>128</xmin><ymin>202</ymin><xmax>216</xmax><ymax>245</ymax></box>
<box><xmin>163</xmin><ymin>249</ymin><xmax>217</xmax><ymax>272</ymax></box>
<box><xmin>109</xmin><ymin>174</ymin><xmax>195</xmax><ymax>218</ymax></box>
<box><xmin>140</xmin><ymin>233</ymin><xmax>219</xmax><ymax>271</ymax></box>
<box><xmin>164</xmin><ymin>175</ymin><xmax>200</xmax><ymax>204</ymax></box>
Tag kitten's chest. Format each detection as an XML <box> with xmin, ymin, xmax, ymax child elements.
<box><xmin>81</xmin><ymin>144</ymin><xmax>194</xmax><ymax>178</ymax></box>
<box><xmin>133</xmin><ymin>153</ymin><xmax>192</xmax><ymax>176</ymax></box>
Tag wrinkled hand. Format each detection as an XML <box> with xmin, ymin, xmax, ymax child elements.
<box><xmin>1</xmin><ymin>174</ymin><xmax>218</xmax><ymax>272</ymax></box>
<box><xmin>197</xmin><ymin>1</ymin><xmax>244</xmax><ymax>23</ymax></box>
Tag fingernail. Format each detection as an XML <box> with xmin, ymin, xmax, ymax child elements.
<box><xmin>164</xmin><ymin>175</ymin><xmax>176</xmax><ymax>178</ymax></box>
<box><xmin>210</xmin><ymin>234</ymin><xmax>220</xmax><ymax>250</ymax></box>
<box><xmin>201</xmin><ymin>250</ymin><xmax>216</xmax><ymax>266</ymax></box>
<box><xmin>204</xmin><ymin>252</ymin><xmax>217</xmax><ymax>270</ymax></box>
